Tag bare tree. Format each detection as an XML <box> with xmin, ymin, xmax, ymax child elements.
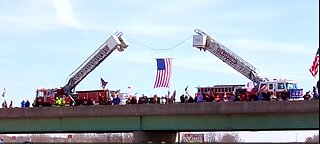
<box><xmin>206</xmin><ymin>132</ymin><xmax>218</xmax><ymax>142</ymax></box>
<box><xmin>89</xmin><ymin>133</ymin><xmax>112</xmax><ymax>142</ymax></box>
<box><xmin>123</xmin><ymin>133</ymin><xmax>133</xmax><ymax>142</ymax></box>
<box><xmin>0</xmin><ymin>134</ymin><xmax>14</xmax><ymax>142</ymax></box>
<box><xmin>72</xmin><ymin>133</ymin><xmax>92</xmax><ymax>142</ymax></box>
<box><xmin>217</xmin><ymin>133</ymin><xmax>242</xmax><ymax>143</ymax></box>
<box><xmin>205</xmin><ymin>132</ymin><xmax>242</xmax><ymax>143</ymax></box>
<box><xmin>68</xmin><ymin>133</ymin><xmax>133</xmax><ymax>143</ymax></box>
<box><xmin>29</xmin><ymin>134</ymin><xmax>53</xmax><ymax>142</ymax></box>
<box><xmin>109</xmin><ymin>133</ymin><xmax>122</xmax><ymax>142</ymax></box>
<box><xmin>305</xmin><ymin>133</ymin><xmax>319</xmax><ymax>143</ymax></box>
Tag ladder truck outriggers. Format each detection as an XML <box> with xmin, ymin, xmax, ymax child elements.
<box><xmin>192</xmin><ymin>29</ymin><xmax>303</xmax><ymax>100</ymax></box>
<box><xmin>34</xmin><ymin>31</ymin><xmax>128</xmax><ymax>106</ymax></box>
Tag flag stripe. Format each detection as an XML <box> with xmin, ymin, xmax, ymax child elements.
<box><xmin>309</xmin><ymin>48</ymin><xmax>319</xmax><ymax>77</ymax></box>
<box><xmin>153</xmin><ymin>58</ymin><xmax>173</xmax><ymax>88</ymax></box>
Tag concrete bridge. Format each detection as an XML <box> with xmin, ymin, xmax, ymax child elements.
<box><xmin>0</xmin><ymin>100</ymin><xmax>318</xmax><ymax>143</ymax></box>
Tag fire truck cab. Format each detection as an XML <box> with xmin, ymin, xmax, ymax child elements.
<box><xmin>258</xmin><ymin>79</ymin><xmax>303</xmax><ymax>100</ymax></box>
<box><xmin>35</xmin><ymin>88</ymin><xmax>64</xmax><ymax>106</ymax></box>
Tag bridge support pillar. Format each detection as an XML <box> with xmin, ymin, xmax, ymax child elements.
<box><xmin>133</xmin><ymin>131</ymin><xmax>177</xmax><ymax>143</ymax></box>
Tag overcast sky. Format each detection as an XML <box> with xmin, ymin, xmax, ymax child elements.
<box><xmin>0</xmin><ymin>0</ymin><xmax>319</xmax><ymax>142</ymax></box>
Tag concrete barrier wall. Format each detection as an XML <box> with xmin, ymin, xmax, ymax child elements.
<box><xmin>0</xmin><ymin>100</ymin><xmax>318</xmax><ymax>134</ymax></box>
<box><xmin>0</xmin><ymin>100</ymin><xmax>318</xmax><ymax>118</ymax></box>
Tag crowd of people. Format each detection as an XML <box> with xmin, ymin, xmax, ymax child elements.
<box><xmin>1</xmin><ymin>99</ymin><xmax>31</xmax><ymax>108</ymax></box>
<box><xmin>50</xmin><ymin>87</ymin><xmax>319</xmax><ymax>106</ymax></box>
<box><xmin>1</xmin><ymin>85</ymin><xmax>319</xmax><ymax>108</ymax></box>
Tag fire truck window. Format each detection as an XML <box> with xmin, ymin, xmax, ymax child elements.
<box><xmin>268</xmin><ymin>84</ymin><xmax>273</xmax><ymax>90</ymax></box>
<box><xmin>286</xmin><ymin>83</ymin><xmax>296</xmax><ymax>89</ymax></box>
<box><xmin>38</xmin><ymin>91</ymin><xmax>44</xmax><ymax>97</ymax></box>
<box><xmin>278</xmin><ymin>83</ymin><xmax>285</xmax><ymax>89</ymax></box>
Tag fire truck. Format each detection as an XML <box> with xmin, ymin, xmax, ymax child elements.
<box><xmin>192</xmin><ymin>29</ymin><xmax>303</xmax><ymax>100</ymax></box>
<box><xmin>71</xmin><ymin>89</ymin><xmax>121</xmax><ymax>105</ymax></box>
<box><xmin>34</xmin><ymin>31</ymin><xmax>128</xmax><ymax>106</ymax></box>
<box><xmin>196</xmin><ymin>84</ymin><xmax>246</xmax><ymax>95</ymax></box>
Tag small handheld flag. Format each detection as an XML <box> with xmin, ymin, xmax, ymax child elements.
<box><xmin>2</xmin><ymin>88</ymin><xmax>6</xmax><ymax>97</ymax></box>
<box><xmin>100</xmin><ymin>78</ymin><xmax>108</xmax><ymax>90</ymax></box>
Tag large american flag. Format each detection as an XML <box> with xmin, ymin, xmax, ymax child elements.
<box><xmin>153</xmin><ymin>58</ymin><xmax>173</xmax><ymax>88</ymax></box>
<box><xmin>309</xmin><ymin>48</ymin><xmax>319</xmax><ymax>77</ymax></box>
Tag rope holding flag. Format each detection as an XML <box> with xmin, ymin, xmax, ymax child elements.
<box><xmin>153</xmin><ymin>58</ymin><xmax>173</xmax><ymax>88</ymax></box>
<box><xmin>309</xmin><ymin>48</ymin><xmax>319</xmax><ymax>78</ymax></box>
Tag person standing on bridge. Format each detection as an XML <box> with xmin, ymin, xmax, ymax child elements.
<box><xmin>21</xmin><ymin>99</ymin><xmax>25</xmax><ymax>108</ymax></box>
<box><xmin>196</xmin><ymin>93</ymin><xmax>204</xmax><ymax>103</ymax></box>
<box><xmin>9</xmin><ymin>100</ymin><xmax>13</xmax><ymax>108</ymax></box>
<box><xmin>59</xmin><ymin>96</ymin><xmax>66</xmax><ymax>106</ymax></box>
<box><xmin>112</xmin><ymin>95</ymin><xmax>120</xmax><ymax>105</ymax></box>
<box><xmin>54</xmin><ymin>95</ymin><xmax>60</xmax><ymax>106</ymax></box>
<box><xmin>222</xmin><ymin>92</ymin><xmax>229</xmax><ymax>102</ymax></box>
<box><xmin>303</xmin><ymin>91</ymin><xmax>311</xmax><ymax>100</ymax></box>
<box><xmin>179</xmin><ymin>94</ymin><xmax>185</xmax><ymax>103</ymax></box>
<box><xmin>25</xmin><ymin>99</ymin><xmax>30</xmax><ymax>107</ymax></box>
<box><xmin>317</xmin><ymin>81</ymin><xmax>320</xmax><ymax>98</ymax></box>
<box><xmin>312</xmin><ymin>86</ymin><xmax>319</xmax><ymax>99</ymax></box>
<box><xmin>2</xmin><ymin>100</ymin><xmax>7</xmax><ymax>108</ymax></box>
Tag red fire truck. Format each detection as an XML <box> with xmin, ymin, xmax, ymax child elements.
<box><xmin>192</xmin><ymin>29</ymin><xmax>303</xmax><ymax>100</ymax></box>
<box><xmin>74</xmin><ymin>89</ymin><xmax>120</xmax><ymax>105</ymax></box>
<box><xmin>34</xmin><ymin>31</ymin><xmax>128</xmax><ymax>106</ymax></box>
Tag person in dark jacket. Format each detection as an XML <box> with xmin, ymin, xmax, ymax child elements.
<box><xmin>25</xmin><ymin>99</ymin><xmax>30</xmax><ymax>107</ymax></box>
<box><xmin>312</xmin><ymin>86</ymin><xmax>319</xmax><ymax>99</ymax></box>
<box><xmin>303</xmin><ymin>91</ymin><xmax>311</xmax><ymax>100</ymax></box>
<box><xmin>112</xmin><ymin>95</ymin><xmax>121</xmax><ymax>105</ymax></box>
<box><xmin>180</xmin><ymin>94</ymin><xmax>185</xmax><ymax>103</ymax></box>
<box><xmin>187</xmin><ymin>95</ymin><xmax>194</xmax><ymax>103</ymax></box>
